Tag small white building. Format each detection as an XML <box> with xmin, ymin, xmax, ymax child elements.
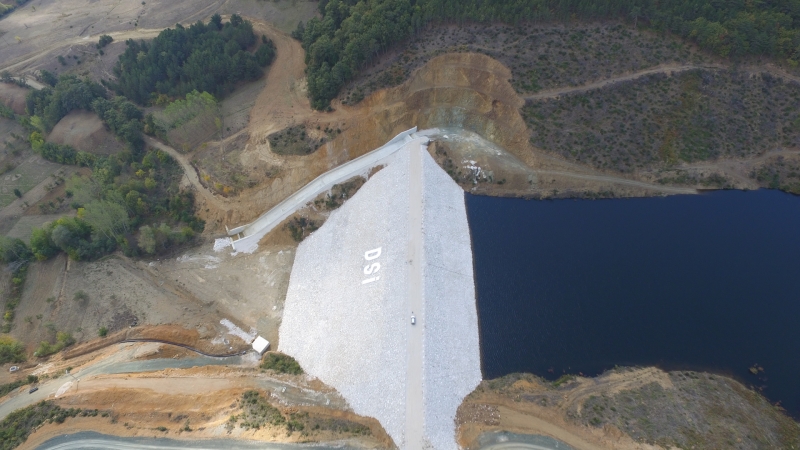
<box><xmin>251</xmin><ymin>336</ymin><xmax>270</xmax><ymax>355</ymax></box>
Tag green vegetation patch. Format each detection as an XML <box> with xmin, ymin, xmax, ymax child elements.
<box><xmin>1</xmin><ymin>263</ymin><xmax>29</xmax><ymax>333</ymax></box>
<box><xmin>112</xmin><ymin>14</ymin><xmax>274</xmax><ymax>105</ymax></box>
<box><xmin>25</xmin><ymin>75</ymin><xmax>106</xmax><ymax>132</ymax></box>
<box><xmin>578</xmin><ymin>372</ymin><xmax>800</xmax><ymax>449</ymax></box>
<box><xmin>230</xmin><ymin>390</ymin><xmax>287</xmax><ymax>431</ymax></box>
<box><xmin>34</xmin><ymin>331</ymin><xmax>75</xmax><ymax>357</ymax></box>
<box><xmin>260</xmin><ymin>353</ymin><xmax>304</xmax><ymax>375</ymax></box>
<box><xmin>0</xmin><ymin>0</ymin><xmax>29</xmax><ymax>20</ymax></box>
<box><xmin>524</xmin><ymin>69</ymin><xmax>800</xmax><ymax>172</ymax></box>
<box><xmin>0</xmin><ymin>335</ymin><xmax>26</xmax><ymax>364</ymax></box>
<box><xmin>313</xmin><ymin>177</ymin><xmax>366</xmax><ymax>210</ymax></box>
<box><xmin>151</xmin><ymin>91</ymin><xmax>221</xmax><ymax>152</ymax></box>
<box><xmin>284</xmin><ymin>217</ymin><xmax>320</xmax><ymax>243</ymax></box>
<box><xmin>0</xmin><ymin>401</ymin><xmax>98</xmax><ymax>450</ymax></box>
<box><xmin>751</xmin><ymin>155</ymin><xmax>800</xmax><ymax>194</ymax></box>
<box><xmin>268</xmin><ymin>125</ymin><xmax>325</xmax><ymax>156</ymax></box>
<box><xmin>228</xmin><ymin>390</ymin><xmax>370</xmax><ymax>438</ymax></box>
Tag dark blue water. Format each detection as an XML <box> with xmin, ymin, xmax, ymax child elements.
<box><xmin>466</xmin><ymin>189</ymin><xmax>800</xmax><ymax>416</ymax></box>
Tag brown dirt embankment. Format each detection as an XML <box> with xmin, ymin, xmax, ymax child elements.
<box><xmin>61</xmin><ymin>324</ymin><xmax>249</xmax><ymax>360</ymax></box>
<box><xmin>0</xmin><ymin>82</ymin><xmax>29</xmax><ymax>114</ymax></box>
<box><xmin>337</xmin><ymin>52</ymin><xmax>534</xmax><ymax>168</ymax></box>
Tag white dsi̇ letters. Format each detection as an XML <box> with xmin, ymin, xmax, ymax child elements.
<box><xmin>362</xmin><ymin>247</ymin><xmax>382</xmax><ymax>284</ymax></box>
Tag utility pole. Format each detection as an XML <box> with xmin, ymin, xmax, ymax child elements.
<box><xmin>65</xmin><ymin>369</ymin><xmax>79</xmax><ymax>391</ymax></box>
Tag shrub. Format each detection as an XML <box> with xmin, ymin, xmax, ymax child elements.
<box><xmin>97</xmin><ymin>34</ymin><xmax>113</xmax><ymax>48</ymax></box>
<box><xmin>260</xmin><ymin>353</ymin><xmax>303</xmax><ymax>375</ymax></box>
<box><xmin>0</xmin><ymin>336</ymin><xmax>25</xmax><ymax>364</ymax></box>
<box><xmin>98</xmin><ymin>327</ymin><xmax>108</xmax><ymax>337</ymax></box>
<box><xmin>35</xmin><ymin>332</ymin><xmax>75</xmax><ymax>357</ymax></box>
<box><xmin>0</xmin><ymin>401</ymin><xmax>81</xmax><ymax>448</ymax></box>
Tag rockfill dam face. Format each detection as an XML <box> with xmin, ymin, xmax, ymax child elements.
<box><xmin>279</xmin><ymin>135</ymin><xmax>481</xmax><ymax>450</ymax></box>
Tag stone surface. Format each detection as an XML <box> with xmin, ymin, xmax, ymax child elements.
<box><xmin>279</xmin><ymin>137</ymin><xmax>481</xmax><ymax>450</ymax></box>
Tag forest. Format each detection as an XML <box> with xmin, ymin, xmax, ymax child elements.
<box><xmin>111</xmin><ymin>14</ymin><xmax>275</xmax><ymax>104</ymax></box>
<box><xmin>299</xmin><ymin>0</ymin><xmax>800</xmax><ymax>108</ymax></box>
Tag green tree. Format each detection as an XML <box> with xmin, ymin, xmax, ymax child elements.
<box><xmin>0</xmin><ymin>236</ymin><xmax>31</xmax><ymax>263</ymax></box>
<box><xmin>97</xmin><ymin>34</ymin><xmax>113</xmax><ymax>48</ymax></box>
<box><xmin>0</xmin><ymin>336</ymin><xmax>25</xmax><ymax>364</ymax></box>
<box><xmin>30</xmin><ymin>227</ymin><xmax>58</xmax><ymax>260</ymax></box>
<box><xmin>137</xmin><ymin>225</ymin><xmax>156</xmax><ymax>254</ymax></box>
<box><xmin>82</xmin><ymin>200</ymin><xmax>129</xmax><ymax>240</ymax></box>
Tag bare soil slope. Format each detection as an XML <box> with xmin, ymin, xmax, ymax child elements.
<box><xmin>0</xmin><ymin>82</ymin><xmax>28</xmax><ymax>114</ymax></box>
<box><xmin>48</xmin><ymin>110</ymin><xmax>125</xmax><ymax>155</ymax></box>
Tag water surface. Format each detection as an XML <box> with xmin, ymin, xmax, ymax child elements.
<box><xmin>467</xmin><ymin>189</ymin><xmax>800</xmax><ymax>416</ymax></box>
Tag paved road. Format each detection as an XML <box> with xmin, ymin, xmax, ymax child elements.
<box><xmin>227</xmin><ymin>127</ymin><xmax>438</xmax><ymax>252</ymax></box>
<box><xmin>36</xmin><ymin>431</ymin><xmax>357</xmax><ymax>450</ymax></box>
<box><xmin>404</xmin><ymin>140</ymin><xmax>426</xmax><ymax>448</ymax></box>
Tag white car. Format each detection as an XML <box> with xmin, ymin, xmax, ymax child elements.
<box><xmin>9</xmin><ymin>366</ymin><xmax>19</xmax><ymax>372</ymax></box>
<box><xmin>411</xmin><ymin>314</ymin><xmax>416</xmax><ymax>325</ymax></box>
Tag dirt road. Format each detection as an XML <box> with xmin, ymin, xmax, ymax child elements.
<box><xmin>143</xmin><ymin>136</ymin><xmax>228</xmax><ymax>211</ymax></box>
<box><xmin>525</xmin><ymin>64</ymin><xmax>723</xmax><ymax>100</ymax></box>
<box><xmin>535</xmin><ymin>169</ymin><xmax>697</xmax><ymax>195</ymax></box>
<box><xmin>0</xmin><ymin>28</ymin><xmax>164</xmax><ymax>73</ymax></box>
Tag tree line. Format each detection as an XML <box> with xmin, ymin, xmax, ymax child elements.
<box><xmin>110</xmin><ymin>14</ymin><xmax>275</xmax><ymax>104</ymax></box>
<box><xmin>298</xmin><ymin>0</ymin><xmax>800</xmax><ymax>109</ymax></box>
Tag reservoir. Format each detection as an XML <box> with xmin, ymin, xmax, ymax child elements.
<box><xmin>466</xmin><ymin>189</ymin><xmax>800</xmax><ymax>417</ymax></box>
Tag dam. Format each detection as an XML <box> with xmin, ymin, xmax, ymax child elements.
<box><xmin>278</xmin><ymin>133</ymin><xmax>481</xmax><ymax>449</ymax></box>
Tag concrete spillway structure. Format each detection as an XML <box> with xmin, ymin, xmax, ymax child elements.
<box><xmin>279</xmin><ymin>136</ymin><xmax>481</xmax><ymax>449</ymax></box>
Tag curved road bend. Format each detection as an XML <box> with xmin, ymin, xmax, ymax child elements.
<box><xmin>36</xmin><ymin>431</ymin><xmax>357</xmax><ymax>450</ymax></box>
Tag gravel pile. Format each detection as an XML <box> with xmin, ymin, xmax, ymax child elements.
<box><xmin>279</xmin><ymin>137</ymin><xmax>480</xmax><ymax>450</ymax></box>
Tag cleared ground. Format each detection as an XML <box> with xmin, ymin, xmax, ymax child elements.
<box><xmin>48</xmin><ymin>111</ymin><xmax>125</xmax><ymax>155</ymax></box>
